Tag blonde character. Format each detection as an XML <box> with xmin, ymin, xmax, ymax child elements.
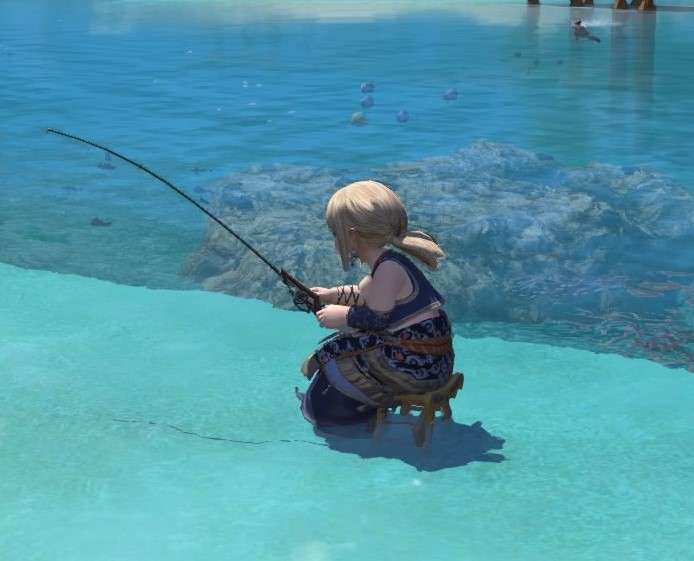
<box><xmin>298</xmin><ymin>180</ymin><xmax>454</xmax><ymax>427</ymax></box>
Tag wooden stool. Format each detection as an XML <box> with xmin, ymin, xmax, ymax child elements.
<box><xmin>369</xmin><ymin>372</ymin><xmax>464</xmax><ymax>447</ymax></box>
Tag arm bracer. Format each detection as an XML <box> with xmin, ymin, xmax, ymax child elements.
<box><xmin>346</xmin><ymin>306</ymin><xmax>393</xmax><ymax>330</ymax></box>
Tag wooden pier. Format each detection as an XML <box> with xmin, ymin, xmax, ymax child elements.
<box><xmin>527</xmin><ymin>0</ymin><xmax>657</xmax><ymax>10</ymax></box>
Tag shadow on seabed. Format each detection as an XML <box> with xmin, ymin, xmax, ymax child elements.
<box><xmin>314</xmin><ymin>419</ymin><xmax>506</xmax><ymax>472</ymax></box>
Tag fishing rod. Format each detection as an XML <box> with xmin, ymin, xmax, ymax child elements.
<box><xmin>46</xmin><ymin>127</ymin><xmax>321</xmax><ymax>314</ymax></box>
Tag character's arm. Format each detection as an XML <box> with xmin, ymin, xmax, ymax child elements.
<box><xmin>336</xmin><ymin>285</ymin><xmax>365</xmax><ymax>306</ymax></box>
<box><xmin>310</xmin><ymin>285</ymin><xmax>364</xmax><ymax>306</ymax></box>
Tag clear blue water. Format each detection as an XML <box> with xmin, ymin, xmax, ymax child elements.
<box><xmin>2</xmin><ymin>0</ymin><xmax>694</xmax><ymax>369</ymax></box>
<box><xmin>2</xmin><ymin>1</ymin><xmax>694</xmax><ymax>560</ymax></box>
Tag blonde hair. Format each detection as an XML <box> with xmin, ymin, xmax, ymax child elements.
<box><xmin>326</xmin><ymin>180</ymin><xmax>444</xmax><ymax>271</ymax></box>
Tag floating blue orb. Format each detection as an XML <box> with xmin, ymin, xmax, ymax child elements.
<box><xmin>360</xmin><ymin>81</ymin><xmax>375</xmax><ymax>94</ymax></box>
<box><xmin>443</xmin><ymin>88</ymin><xmax>458</xmax><ymax>101</ymax></box>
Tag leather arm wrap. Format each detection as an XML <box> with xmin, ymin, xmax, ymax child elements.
<box><xmin>336</xmin><ymin>285</ymin><xmax>364</xmax><ymax>306</ymax></box>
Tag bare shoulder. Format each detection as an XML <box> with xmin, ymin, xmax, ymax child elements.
<box><xmin>373</xmin><ymin>258</ymin><xmax>407</xmax><ymax>280</ymax></box>
<box><xmin>371</xmin><ymin>258</ymin><xmax>412</xmax><ymax>299</ymax></box>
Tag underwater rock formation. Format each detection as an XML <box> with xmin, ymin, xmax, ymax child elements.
<box><xmin>180</xmin><ymin>142</ymin><xmax>694</xmax><ymax>370</ymax></box>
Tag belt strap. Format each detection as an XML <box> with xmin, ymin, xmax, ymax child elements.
<box><xmin>384</xmin><ymin>335</ymin><xmax>452</xmax><ymax>356</ymax></box>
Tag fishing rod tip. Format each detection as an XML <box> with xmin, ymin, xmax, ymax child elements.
<box><xmin>46</xmin><ymin>127</ymin><xmax>68</xmax><ymax>137</ymax></box>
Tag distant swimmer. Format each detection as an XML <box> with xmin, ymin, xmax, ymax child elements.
<box><xmin>90</xmin><ymin>217</ymin><xmax>112</xmax><ymax>227</ymax></box>
<box><xmin>572</xmin><ymin>20</ymin><xmax>601</xmax><ymax>43</ymax></box>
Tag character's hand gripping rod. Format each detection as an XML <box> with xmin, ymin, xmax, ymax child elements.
<box><xmin>47</xmin><ymin>128</ymin><xmax>321</xmax><ymax>314</ymax></box>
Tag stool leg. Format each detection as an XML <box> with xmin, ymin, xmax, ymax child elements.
<box><xmin>367</xmin><ymin>407</ymin><xmax>386</xmax><ymax>434</ymax></box>
<box><xmin>441</xmin><ymin>399</ymin><xmax>452</xmax><ymax>420</ymax></box>
<box><xmin>412</xmin><ymin>415</ymin><xmax>427</xmax><ymax>447</ymax></box>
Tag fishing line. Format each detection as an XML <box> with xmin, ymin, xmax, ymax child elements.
<box><xmin>113</xmin><ymin>418</ymin><xmax>328</xmax><ymax>447</ymax></box>
<box><xmin>112</xmin><ymin>417</ymin><xmax>415</xmax><ymax>446</ymax></box>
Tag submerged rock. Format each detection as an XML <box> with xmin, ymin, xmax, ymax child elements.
<box><xmin>180</xmin><ymin>141</ymin><xmax>694</xmax><ymax>370</ymax></box>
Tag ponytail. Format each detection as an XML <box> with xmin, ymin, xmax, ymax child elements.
<box><xmin>390</xmin><ymin>230</ymin><xmax>444</xmax><ymax>270</ymax></box>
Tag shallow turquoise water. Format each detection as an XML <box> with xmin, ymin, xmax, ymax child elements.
<box><xmin>2</xmin><ymin>262</ymin><xmax>693</xmax><ymax>561</ymax></box>
<box><xmin>2</xmin><ymin>1</ymin><xmax>694</xmax><ymax>559</ymax></box>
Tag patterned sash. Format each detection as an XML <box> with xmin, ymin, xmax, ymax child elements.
<box><xmin>301</xmin><ymin>334</ymin><xmax>453</xmax><ymax>407</ymax></box>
